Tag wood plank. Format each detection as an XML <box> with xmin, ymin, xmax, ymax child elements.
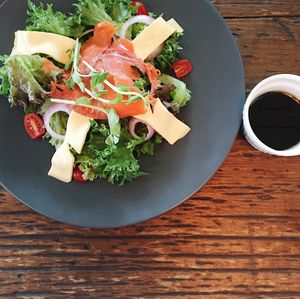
<box><xmin>0</xmin><ymin>0</ymin><xmax>300</xmax><ymax>298</ymax></box>
<box><xmin>214</xmin><ymin>0</ymin><xmax>300</xmax><ymax>18</ymax></box>
<box><xmin>228</xmin><ymin>17</ymin><xmax>300</xmax><ymax>89</ymax></box>
<box><xmin>2</xmin><ymin>0</ymin><xmax>300</xmax><ymax>18</ymax></box>
<box><xmin>0</xmin><ymin>270</ymin><xmax>300</xmax><ymax>298</ymax></box>
<box><xmin>0</xmin><ymin>248</ymin><xmax>299</xmax><ymax>271</ymax></box>
<box><xmin>0</xmin><ymin>202</ymin><xmax>299</xmax><ymax>237</ymax></box>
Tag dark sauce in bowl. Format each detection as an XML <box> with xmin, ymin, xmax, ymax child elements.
<box><xmin>249</xmin><ymin>92</ymin><xmax>300</xmax><ymax>151</ymax></box>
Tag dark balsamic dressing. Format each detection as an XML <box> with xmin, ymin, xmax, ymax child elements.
<box><xmin>249</xmin><ymin>92</ymin><xmax>300</xmax><ymax>151</ymax></box>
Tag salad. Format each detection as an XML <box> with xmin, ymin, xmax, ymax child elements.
<box><xmin>0</xmin><ymin>0</ymin><xmax>192</xmax><ymax>185</ymax></box>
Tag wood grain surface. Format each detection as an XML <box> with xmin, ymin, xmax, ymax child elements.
<box><xmin>1</xmin><ymin>0</ymin><xmax>300</xmax><ymax>298</ymax></box>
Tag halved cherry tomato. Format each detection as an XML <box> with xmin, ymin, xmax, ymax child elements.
<box><xmin>172</xmin><ymin>59</ymin><xmax>193</xmax><ymax>78</ymax></box>
<box><xmin>131</xmin><ymin>1</ymin><xmax>149</xmax><ymax>15</ymax></box>
<box><xmin>24</xmin><ymin>113</ymin><xmax>46</xmax><ymax>139</ymax></box>
<box><xmin>72</xmin><ymin>166</ymin><xmax>86</xmax><ymax>183</ymax></box>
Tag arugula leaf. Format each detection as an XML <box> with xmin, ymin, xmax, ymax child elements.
<box><xmin>153</xmin><ymin>32</ymin><xmax>183</xmax><ymax>71</ymax></box>
<box><xmin>106</xmin><ymin>108</ymin><xmax>121</xmax><ymax>145</ymax></box>
<box><xmin>65</xmin><ymin>39</ymin><xmax>85</xmax><ymax>91</ymax></box>
<box><xmin>64</xmin><ymin>49</ymin><xmax>75</xmax><ymax>71</ymax></box>
<box><xmin>116</xmin><ymin>84</ymin><xmax>131</xmax><ymax>92</ymax></box>
<box><xmin>90</xmin><ymin>72</ymin><xmax>108</xmax><ymax>90</ymax></box>
<box><xmin>71</xmin><ymin>72</ymin><xmax>85</xmax><ymax>92</ymax></box>
<box><xmin>26</xmin><ymin>0</ymin><xmax>84</xmax><ymax>38</ymax></box>
<box><xmin>73</xmin><ymin>96</ymin><xmax>90</xmax><ymax>107</ymax></box>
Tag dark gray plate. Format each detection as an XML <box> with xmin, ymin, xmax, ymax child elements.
<box><xmin>0</xmin><ymin>0</ymin><xmax>244</xmax><ymax>228</ymax></box>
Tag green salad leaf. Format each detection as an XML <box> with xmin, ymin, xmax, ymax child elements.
<box><xmin>159</xmin><ymin>74</ymin><xmax>191</xmax><ymax>111</ymax></box>
<box><xmin>0</xmin><ymin>55</ymin><xmax>10</xmax><ymax>96</ymax></box>
<box><xmin>74</xmin><ymin>0</ymin><xmax>137</xmax><ymax>30</ymax></box>
<box><xmin>76</xmin><ymin>121</ymin><xmax>143</xmax><ymax>184</ymax></box>
<box><xmin>103</xmin><ymin>0</ymin><xmax>135</xmax><ymax>23</ymax></box>
<box><xmin>153</xmin><ymin>32</ymin><xmax>183</xmax><ymax>71</ymax></box>
<box><xmin>3</xmin><ymin>55</ymin><xmax>62</xmax><ymax>111</ymax></box>
<box><xmin>74</xmin><ymin>0</ymin><xmax>113</xmax><ymax>27</ymax></box>
<box><xmin>125</xmin><ymin>22</ymin><xmax>147</xmax><ymax>40</ymax></box>
<box><xmin>26</xmin><ymin>0</ymin><xmax>84</xmax><ymax>37</ymax></box>
<box><xmin>133</xmin><ymin>75</ymin><xmax>150</xmax><ymax>91</ymax></box>
<box><xmin>76</xmin><ymin>120</ymin><xmax>161</xmax><ymax>184</ymax></box>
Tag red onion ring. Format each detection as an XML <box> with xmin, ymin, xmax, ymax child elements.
<box><xmin>119</xmin><ymin>15</ymin><xmax>155</xmax><ymax>38</ymax></box>
<box><xmin>43</xmin><ymin>103</ymin><xmax>72</xmax><ymax>141</ymax></box>
<box><xmin>129</xmin><ymin>118</ymin><xmax>155</xmax><ymax>140</ymax></box>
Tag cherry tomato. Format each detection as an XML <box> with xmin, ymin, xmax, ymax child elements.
<box><xmin>24</xmin><ymin>113</ymin><xmax>46</xmax><ymax>139</ymax></box>
<box><xmin>172</xmin><ymin>59</ymin><xmax>193</xmax><ymax>78</ymax></box>
<box><xmin>72</xmin><ymin>166</ymin><xmax>86</xmax><ymax>183</ymax></box>
<box><xmin>131</xmin><ymin>1</ymin><xmax>149</xmax><ymax>15</ymax></box>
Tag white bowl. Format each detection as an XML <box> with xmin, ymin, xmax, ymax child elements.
<box><xmin>243</xmin><ymin>74</ymin><xmax>300</xmax><ymax>156</ymax></box>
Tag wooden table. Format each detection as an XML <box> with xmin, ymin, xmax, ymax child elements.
<box><xmin>1</xmin><ymin>0</ymin><xmax>300</xmax><ymax>298</ymax></box>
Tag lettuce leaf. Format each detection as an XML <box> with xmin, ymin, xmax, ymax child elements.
<box><xmin>3</xmin><ymin>55</ymin><xmax>62</xmax><ymax>111</ymax></box>
<box><xmin>76</xmin><ymin>120</ymin><xmax>161</xmax><ymax>185</ymax></box>
<box><xmin>74</xmin><ymin>0</ymin><xmax>137</xmax><ymax>29</ymax></box>
<box><xmin>0</xmin><ymin>55</ymin><xmax>10</xmax><ymax>96</ymax></box>
<box><xmin>74</xmin><ymin>0</ymin><xmax>113</xmax><ymax>27</ymax></box>
<box><xmin>153</xmin><ymin>32</ymin><xmax>183</xmax><ymax>71</ymax></box>
<box><xmin>75</xmin><ymin>121</ymin><xmax>143</xmax><ymax>184</ymax></box>
<box><xmin>26</xmin><ymin>0</ymin><xmax>84</xmax><ymax>37</ymax></box>
<box><xmin>103</xmin><ymin>0</ymin><xmax>136</xmax><ymax>23</ymax></box>
<box><xmin>159</xmin><ymin>74</ymin><xmax>191</xmax><ymax>111</ymax></box>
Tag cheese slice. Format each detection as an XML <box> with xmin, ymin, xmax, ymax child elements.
<box><xmin>136</xmin><ymin>99</ymin><xmax>190</xmax><ymax>145</ymax></box>
<box><xmin>64</xmin><ymin>111</ymin><xmax>91</xmax><ymax>154</ymax></box>
<box><xmin>48</xmin><ymin>111</ymin><xmax>91</xmax><ymax>183</ymax></box>
<box><xmin>167</xmin><ymin>18</ymin><xmax>184</xmax><ymax>33</ymax></box>
<box><xmin>48</xmin><ymin>142</ymin><xmax>75</xmax><ymax>183</ymax></box>
<box><xmin>11</xmin><ymin>31</ymin><xmax>75</xmax><ymax>64</ymax></box>
<box><xmin>132</xmin><ymin>17</ymin><xmax>175</xmax><ymax>60</ymax></box>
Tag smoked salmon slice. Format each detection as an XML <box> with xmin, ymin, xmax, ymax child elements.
<box><xmin>51</xmin><ymin>21</ymin><xmax>152</xmax><ymax>119</ymax></box>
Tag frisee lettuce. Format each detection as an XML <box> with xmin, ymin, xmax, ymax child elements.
<box><xmin>26</xmin><ymin>0</ymin><xmax>84</xmax><ymax>37</ymax></box>
<box><xmin>76</xmin><ymin>120</ymin><xmax>142</xmax><ymax>184</ymax></box>
<box><xmin>74</xmin><ymin>0</ymin><xmax>113</xmax><ymax>27</ymax></box>
<box><xmin>153</xmin><ymin>32</ymin><xmax>183</xmax><ymax>72</ymax></box>
<box><xmin>103</xmin><ymin>0</ymin><xmax>136</xmax><ymax>23</ymax></box>
<box><xmin>74</xmin><ymin>0</ymin><xmax>137</xmax><ymax>31</ymax></box>
<box><xmin>75</xmin><ymin>120</ymin><xmax>162</xmax><ymax>184</ymax></box>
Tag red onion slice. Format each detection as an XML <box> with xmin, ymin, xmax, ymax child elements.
<box><xmin>119</xmin><ymin>15</ymin><xmax>155</xmax><ymax>38</ymax></box>
<box><xmin>43</xmin><ymin>103</ymin><xmax>73</xmax><ymax>141</ymax></box>
<box><xmin>129</xmin><ymin>118</ymin><xmax>155</xmax><ymax>140</ymax></box>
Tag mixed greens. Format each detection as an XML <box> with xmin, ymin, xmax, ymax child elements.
<box><xmin>0</xmin><ymin>0</ymin><xmax>192</xmax><ymax>185</ymax></box>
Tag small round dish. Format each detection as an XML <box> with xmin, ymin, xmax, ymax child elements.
<box><xmin>243</xmin><ymin>74</ymin><xmax>300</xmax><ymax>157</ymax></box>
